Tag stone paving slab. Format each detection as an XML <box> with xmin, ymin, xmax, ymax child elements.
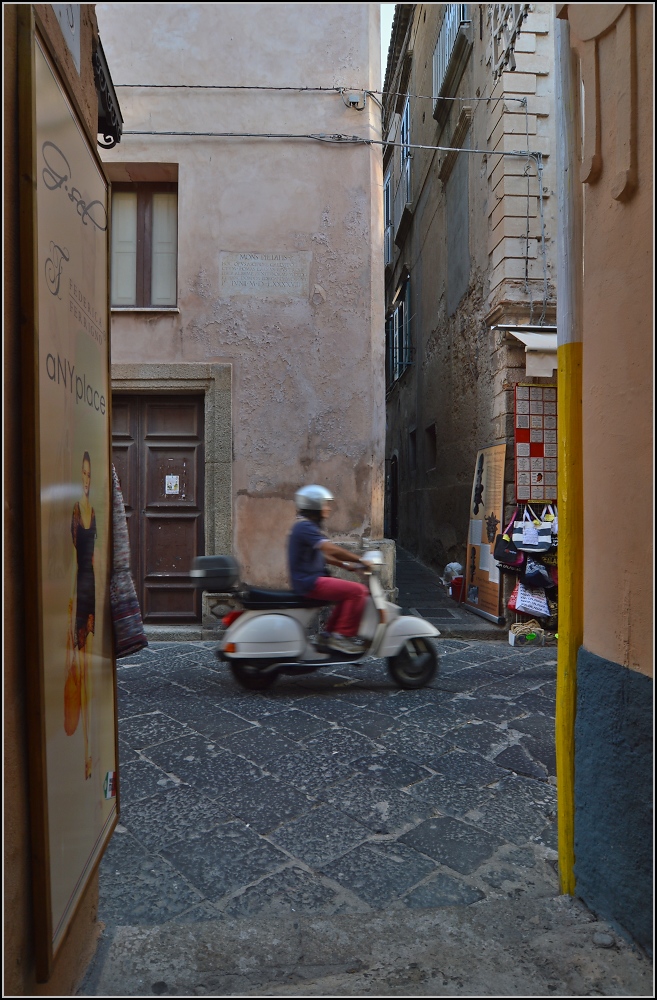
<box><xmin>352</xmin><ymin>751</ymin><xmax>430</xmax><ymax>790</ymax></box>
<box><xmin>321</xmin><ymin>774</ymin><xmax>431</xmax><ymax>835</ymax></box>
<box><xmin>320</xmin><ymin>840</ymin><xmax>440</xmax><ymax>909</ymax></box>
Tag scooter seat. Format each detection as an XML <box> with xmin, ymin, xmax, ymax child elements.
<box><xmin>240</xmin><ymin>587</ymin><xmax>327</xmax><ymax>610</ymax></box>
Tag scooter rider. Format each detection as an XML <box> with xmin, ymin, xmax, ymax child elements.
<box><xmin>288</xmin><ymin>485</ymin><xmax>369</xmax><ymax>654</ymax></box>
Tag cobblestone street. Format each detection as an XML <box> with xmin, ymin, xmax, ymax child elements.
<box><xmin>77</xmin><ymin>552</ymin><xmax>652</xmax><ymax>996</ymax></box>
<box><xmin>99</xmin><ymin>636</ymin><xmax>560</xmax><ymax>930</ymax></box>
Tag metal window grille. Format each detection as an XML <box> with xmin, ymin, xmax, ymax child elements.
<box><xmin>384</xmin><ymin>173</ymin><xmax>393</xmax><ymax>265</ymax></box>
<box><xmin>393</xmin><ymin>99</ymin><xmax>412</xmax><ymax>239</ymax></box>
<box><xmin>433</xmin><ymin>4</ymin><xmax>469</xmax><ymax>105</ymax></box>
<box><xmin>400</xmin><ymin>98</ymin><xmax>411</xmax><ymax>205</ymax></box>
<box><xmin>403</xmin><ymin>280</ymin><xmax>412</xmax><ymax>368</ymax></box>
<box><xmin>387</xmin><ymin>280</ymin><xmax>412</xmax><ymax>386</ymax></box>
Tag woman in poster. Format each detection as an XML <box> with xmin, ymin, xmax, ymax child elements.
<box><xmin>68</xmin><ymin>451</ymin><xmax>96</xmax><ymax>779</ymax></box>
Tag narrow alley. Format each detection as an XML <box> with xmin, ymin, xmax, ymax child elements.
<box><xmin>4</xmin><ymin>5</ymin><xmax>652</xmax><ymax>996</ymax></box>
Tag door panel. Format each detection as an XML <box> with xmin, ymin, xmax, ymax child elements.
<box><xmin>144</xmin><ymin>400</ymin><xmax>201</xmax><ymax>437</ymax></box>
<box><xmin>112</xmin><ymin>394</ymin><xmax>204</xmax><ymax>623</ymax></box>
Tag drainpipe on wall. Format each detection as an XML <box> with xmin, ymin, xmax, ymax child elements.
<box><xmin>554</xmin><ymin>12</ymin><xmax>583</xmax><ymax>897</ymax></box>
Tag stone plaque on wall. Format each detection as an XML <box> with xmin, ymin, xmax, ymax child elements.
<box><xmin>220</xmin><ymin>251</ymin><xmax>311</xmax><ymax>299</ymax></box>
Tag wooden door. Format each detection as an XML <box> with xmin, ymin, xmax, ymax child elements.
<box><xmin>112</xmin><ymin>394</ymin><xmax>204</xmax><ymax>623</ymax></box>
<box><xmin>389</xmin><ymin>455</ymin><xmax>399</xmax><ymax>539</ymax></box>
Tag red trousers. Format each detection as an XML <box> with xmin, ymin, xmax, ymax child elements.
<box><xmin>305</xmin><ymin>577</ymin><xmax>369</xmax><ymax>637</ymax></box>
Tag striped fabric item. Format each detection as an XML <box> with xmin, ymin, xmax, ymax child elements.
<box><xmin>110</xmin><ymin>465</ymin><xmax>148</xmax><ymax>658</ymax></box>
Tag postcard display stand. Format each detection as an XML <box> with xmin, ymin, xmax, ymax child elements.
<box><xmin>508</xmin><ymin>385</ymin><xmax>559</xmax><ymax>632</ymax></box>
<box><xmin>514</xmin><ymin>384</ymin><xmax>557</xmax><ymax>502</ymax></box>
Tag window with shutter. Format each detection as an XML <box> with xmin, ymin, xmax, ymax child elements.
<box><xmin>385</xmin><ymin>278</ymin><xmax>412</xmax><ymax>387</ymax></box>
<box><xmin>110</xmin><ymin>183</ymin><xmax>178</xmax><ymax>308</ymax></box>
<box><xmin>111</xmin><ymin>191</ymin><xmax>137</xmax><ymax>305</ymax></box>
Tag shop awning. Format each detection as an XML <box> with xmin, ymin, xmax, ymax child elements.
<box><xmin>492</xmin><ymin>325</ymin><xmax>557</xmax><ymax>377</ymax></box>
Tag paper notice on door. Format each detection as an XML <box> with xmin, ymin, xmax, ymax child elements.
<box><xmin>165</xmin><ymin>475</ymin><xmax>180</xmax><ymax>495</ymax></box>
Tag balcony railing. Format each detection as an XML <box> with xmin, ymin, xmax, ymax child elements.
<box><xmin>433</xmin><ymin>4</ymin><xmax>468</xmax><ymax>105</ymax></box>
<box><xmin>432</xmin><ymin>4</ymin><xmax>472</xmax><ymax>129</ymax></box>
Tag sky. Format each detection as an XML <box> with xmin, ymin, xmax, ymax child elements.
<box><xmin>380</xmin><ymin>3</ymin><xmax>396</xmax><ymax>88</ymax></box>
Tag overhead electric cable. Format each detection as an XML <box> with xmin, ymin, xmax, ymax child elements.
<box><xmin>114</xmin><ymin>83</ymin><xmax>527</xmax><ymax>107</ymax></box>
<box><xmin>122</xmin><ymin>129</ymin><xmax>542</xmax><ymax>160</ymax></box>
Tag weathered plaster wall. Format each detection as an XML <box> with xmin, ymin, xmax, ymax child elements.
<box><xmin>384</xmin><ymin>4</ymin><xmax>557</xmax><ymax>577</ymax></box>
<box><xmin>4</xmin><ymin>7</ymin><xmax>103</xmax><ymax>993</ymax></box>
<box><xmin>97</xmin><ymin>2</ymin><xmax>384</xmax><ymax>587</ymax></box>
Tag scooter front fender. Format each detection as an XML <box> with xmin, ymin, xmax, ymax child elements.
<box><xmin>375</xmin><ymin>615</ymin><xmax>440</xmax><ymax>657</ymax></box>
<box><xmin>222</xmin><ymin>612</ymin><xmax>305</xmax><ymax>659</ymax></box>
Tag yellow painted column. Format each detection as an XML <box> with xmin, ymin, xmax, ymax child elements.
<box><xmin>555</xmin><ymin>14</ymin><xmax>583</xmax><ymax>896</ymax></box>
<box><xmin>556</xmin><ymin>341</ymin><xmax>583</xmax><ymax>894</ymax></box>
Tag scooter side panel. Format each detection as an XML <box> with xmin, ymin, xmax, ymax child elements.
<box><xmin>222</xmin><ymin>613</ymin><xmax>306</xmax><ymax>658</ymax></box>
<box><xmin>377</xmin><ymin>616</ymin><xmax>440</xmax><ymax>657</ymax></box>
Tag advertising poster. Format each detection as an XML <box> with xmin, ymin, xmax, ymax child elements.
<box><xmin>514</xmin><ymin>384</ymin><xmax>557</xmax><ymax>502</ymax></box>
<box><xmin>24</xmin><ymin>31</ymin><xmax>117</xmax><ymax>971</ymax></box>
<box><xmin>463</xmin><ymin>444</ymin><xmax>506</xmax><ymax>624</ymax></box>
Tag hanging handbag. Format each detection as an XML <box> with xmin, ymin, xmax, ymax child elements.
<box><xmin>110</xmin><ymin>466</ymin><xmax>148</xmax><ymax>658</ymax></box>
<box><xmin>546</xmin><ymin>594</ymin><xmax>559</xmax><ymax>631</ymax></box>
<box><xmin>520</xmin><ymin>556</ymin><xmax>554</xmax><ymax>590</ymax></box>
<box><xmin>512</xmin><ymin>506</ymin><xmax>552</xmax><ymax>553</ymax></box>
<box><xmin>64</xmin><ymin>623</ymin><xmax>81</xmax><ymax>736</ymax></box>
<box><xmin>493</xmin><ymin>508</ymin><xmax>525</xmax><ymax>567</ymax></box>
<box><xmin>507</xmin><ymin>580</ymin><xmax>520</xmax><ymax>611</ymax></box>
<box><xmin>515</xmin><ymin>582</ymin><xmax>551</xmax><ymax>618</ymax></box>
<box><xmin>542</xmin><ymin>504</ymin><xmax>558</xmax><ymax>548</ymax></box>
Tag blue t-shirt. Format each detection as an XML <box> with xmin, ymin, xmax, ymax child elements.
<box><xmin>288</xmin><ymin>517</ymin><xmax>327</xmax><ymax>595</ymax></box>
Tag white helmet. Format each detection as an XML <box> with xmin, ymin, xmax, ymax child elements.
<box><xmin>295</xmin><ymin>484</ymin><xmax>334</xmax><ymax>513</ymax></box>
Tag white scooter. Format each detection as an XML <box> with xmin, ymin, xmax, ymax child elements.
<box><xmin>191</xmin><ymin>551</ymin><xmax>440</xmax><ymax>691</ymax></box>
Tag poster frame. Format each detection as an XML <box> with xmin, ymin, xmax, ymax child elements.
<box><xmin>18</xmin><ymin>8</ymin><xmax>119</xmax><ymax>980</ymax></box>
<box><xmin>463</xmin><ymin>443</ymin><xmax>507</xmax><ymax>626</ymax></box>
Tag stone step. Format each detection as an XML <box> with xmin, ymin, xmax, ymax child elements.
<box><xmin>78</xmin><ymin>895</ymin><xmax>648</xmax><ymax>997</ymax></box>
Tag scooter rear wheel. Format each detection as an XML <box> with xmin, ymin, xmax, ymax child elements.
<box><xmin>229</xmin><ymin>661</ymin><xmax>277</xmax><ymax>691</ymax></box>
<box><xmin>387</xmin><ymin>638</ymin><xmax>438</xmax><ymax>689</ymax></box>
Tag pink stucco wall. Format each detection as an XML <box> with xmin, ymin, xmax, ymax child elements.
<box><xmin>97</xmin><ymin>3</ymin><xmax>385</xmax><ymax>587</ymax></box>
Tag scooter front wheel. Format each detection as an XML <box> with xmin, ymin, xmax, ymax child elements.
<box><xmin>229</xmin><ymin>660</ymin><xmax>277</xmax><ymax>691</ymax></box>
<box><xmin>387</xmin><ymin>638</ymin><xmax>438</xmax><ymax>689</ymax></box>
